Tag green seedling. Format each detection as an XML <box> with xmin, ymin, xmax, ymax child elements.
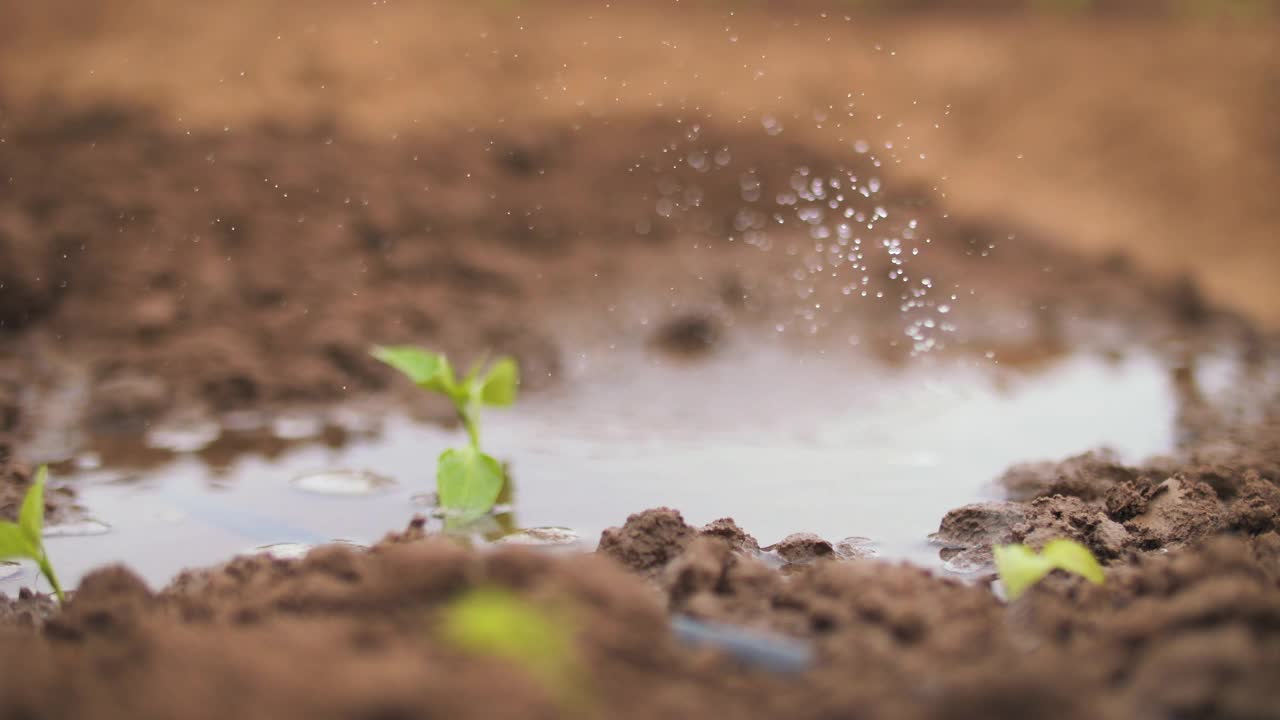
<box><xmin>993</xmin><ymin>539</ymin><xmax>1105</xmax><ymax>601</ymax></box>
<box><xmin>372</xmin><ymin>346</ymin><xmax>518</xmax><ymax>518</ymax></box>
<box><xmin>0</xmin><ymin>466</ymin><xmax>66</xmax><ymax>603</ymax></box>
<box><xmin>441</xmin><ymin>587</ymin><xmax>580</xmax><ymax>705</ymax></box>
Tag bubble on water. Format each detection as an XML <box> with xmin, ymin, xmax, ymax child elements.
<box><xmin>495</xmin><ymin>526</ymin><xmax>582</xmax><ymax>547</ymax></box>
<box><xmin>44</xmin><ymin>519</ymin><xmax>112</xmax><ymax>538</ymax></box>
<box><xmin>147</xmin><ymin>419</ymin><xmax>221</xmax><ymax>453</ymax></box>
<box><xmin>853</xmin><ymin>139</ymin><xmax>870</xmax><ymax>154</ymax></box>
<box><xmin>0</xmin><ymin>561</ymin><xmax>21</xmax><ymax>581</ymax></box>
<box><xmin>254</xmin><ymin>542</ymin><xmax>312</xmax><ymax>560</ymax></box>
<box><xmin>251</xmin><ymin>539</ymin><xmax>366</xmax><ymax>561</ymax></box>
<box><xmin>329</xmin><ymin>407</ymin><xmax>380</xmax><ymax>435</ymax></box>
<box><xmin>833</xmin><ymin>536</ymin><xmax>880</xmax><ymax>560</ymax></box>
<box><xmin>409</xmin><ymin>491</ymin><xmax>438</xmax><ymax>507</ymax></box>
<box><xmin>761</xmin><ymin>114</ymin><xmax>784</xmax><ymax>136</ymax></box>
<box><xmin>291</xmin><ymin>469</ymin><xmax>396</xmax><ymax>496</ymax></box>
<box><xmin>942</xmin><ymin>554</ymin><xmax>990</xmax><ymax>575</ymax></box>
<box><xmin>74</xmin><ymin>452</ymin><xmax>102</xmax><ymax>471</ymax></box>
<box><xmin>271</xmin><ymin>413</ymin><xmax>326</xmax><ymax>440</ymax></box>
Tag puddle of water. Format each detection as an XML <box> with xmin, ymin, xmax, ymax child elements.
<box><xmin>2</xmin><ymin>338</ymin><xmax>1181</xmax><ymax>596</ymax></box>
<box><xmin>0</xmin><ymin>562</ymin><xmax>21</xmax><ymax>581</ymax></box>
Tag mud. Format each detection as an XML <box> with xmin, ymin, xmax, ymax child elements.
<box><xmin>2</xmin><ymin>0</ymin><xmax>1280</xmax><ymax>717</ymax></box>
<box><xmin>0</xmin><ymin>101</ymin><xmax>1260</xmax><ymax>450</ymax></box>
<box><xmin>0</xmin><ymin>512</ymin><xmax>1276</xmax><ymax>720</ymax></box>
<box><xmin>934</xmin><ymin>406</ymin><xmax>1280</xmax><ymax>567</ymax></box>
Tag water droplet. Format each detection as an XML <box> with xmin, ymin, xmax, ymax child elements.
<box><xmin>291</xmin><ymin>469</ymin><xmax>396</xmax><ymax>496</ymax></box>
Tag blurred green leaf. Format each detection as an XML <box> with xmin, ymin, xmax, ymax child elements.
<box><xmin>1041</xmin><ymin>539</ymin><xmax>1105</xmax><ymax>584</ymax></box>
<box><xmin>0</xmin><ymin>466</ymin><xmax>65</xmax><ymax>603</ymax></box>
<box><xmin>0</xmin><ymin>523</ymin><xmax>36</xmax><ymax>560</ymax></box>
<box><xmin>994</xmin><ymin>539</ymin><xmax>1104</xmax><ymax>601</ymax></box>
<box><xmin>437</xmin><ymin>446</ymin><xmax>505</xmax><ymax>516</ymax></box>
<box><xmin>371</xmin><ymin>345</ymin><xmax>458</xmax><ymax>396</ymax></box>
<box><xmin>442</xmin><ymin>588</ymin><xmax>577</xmax><ymax>697</ymax></box>
<box><xmin>19</xmin><ymin>465</ymin><xmax>46</xmax><ymax>543</ymax></box>
<box><xmin>480</xmin><ymin>357</ymin><xmax>519</xmax><ymax>407</ymax></box>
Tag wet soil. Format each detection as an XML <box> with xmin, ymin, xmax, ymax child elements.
<box><xmin>1</xmin><ymin>513</ymin><xmax>1278</xmax><ymax>720</ymax></box>
<box><xmin>2</xmin><ymin>1</ymin><xmax>1280</xmax><ymax>718</ymax></box>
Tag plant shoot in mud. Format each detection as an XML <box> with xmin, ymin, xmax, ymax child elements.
<box><xmin>993</xmin><ymin>539</ymin><xmax>1104</xmax><ymax>601</ymax></box>
<box><xmin>0</xmin><ymin>466</ymin><xmax>66</xmax><ymax>603</ymax></box>
<box><xmin>442</xmin><ymin>587</ymin><xmax>580</xmax><ymax>704</ymax></box>
<box><xmin>372</xmin><ymin>346</ymin><xmax>518</xmax><ymax>517</ymax></box>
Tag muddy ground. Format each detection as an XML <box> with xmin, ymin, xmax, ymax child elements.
<box><xmin>2</xmin><ymin>1</ymin><xmax>1280</xmax><ymax>718</ymax></box>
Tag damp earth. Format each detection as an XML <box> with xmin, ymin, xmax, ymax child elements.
<box><xmin>2</xmin><ymin>2</ymin><xmax>1280</xmax><ymax>719</ymax></box>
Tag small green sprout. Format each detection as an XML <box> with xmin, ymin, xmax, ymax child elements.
<box><xmin>993</xmin><ymin>538</ymin><xmax>1105</xmax><ymax>601</ymax></box>
<box><xmin>0</xmin><ymin>466</ymin><xmax>66</xmax><ymax>603</ymax></box>
<box><xmin>372</xmin><ymin>346</ymin><xmax>518</xmax><ymax>517</ymax></box>
<box><xmin>441</xmin><ymin>587</ymin><xmax>580</xmax><ymax>703</ymax></box>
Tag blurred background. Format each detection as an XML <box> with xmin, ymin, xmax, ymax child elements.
<box><xmin>4</xmin><ymin>0</ymin><xmax>1276</xmax><ymax>327</ymax></box>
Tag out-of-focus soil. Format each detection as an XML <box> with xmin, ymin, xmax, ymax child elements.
<box><xmin>1</xmin><ymin>1</ymin><xmax>1279</xmax><ymax>718</ymax></box>
<box><xmin>3</xmin><ymin>0</ymin><xmax>1277</xmax><ymax>326</ymax></box>
<box><xmin>0</xmin><ymin>511</ymin><xmax>1276</xmax><ymax>720</ymax></box>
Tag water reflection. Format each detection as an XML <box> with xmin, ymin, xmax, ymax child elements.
<box><xmin>5</xmin><ymin>338</ymin><xmax>1192</xmax><ymax>596</ymax></box>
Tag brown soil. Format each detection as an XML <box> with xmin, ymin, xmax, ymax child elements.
<box><xmin>2</xmin><ymin>1</ymin><xmax>1279</xmax><ymax>718</ymax></box>
<box><xmin>0</xmin><ymin>511</ymin><xmax>1277</xmax><ymax>720</ymax></box>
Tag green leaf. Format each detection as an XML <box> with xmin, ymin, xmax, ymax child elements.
<box><xmin>371</xmin><ymin>346</ymin><xmax>457</xmax><ymax>396</ymax></box>
<box><xmin>480</xmin><ymin>357</ymin><xmax>519</xmax><ymax>407</ymax></box>
<box><xmin>462</xmin><ymin>353</ymin><xmax>489</xmax><ymax>386</ymax></box>
<box><xmin>437</xmin><ymin>446</ymin><xmax>505</xmax><ymax>516</ymax></box>
<box><xmin>994</xmin><ymin>539</ymin><xmax>1105</xmax><ymax>601</ymax></box>
<box><xmin>0</xmin><ymin>522</ymin><xmax>36</xmax><ymax>561</ymax></box>
<box><xmin>1</xmin><ymin>466</ymin><xmax>65</xmax><ymax>604</ymax></box>
<box><xmin>19</xmin><ymin>465</ymin><xmax>47</xmax><ymax>544</ymax></box>
<box><xmin>1041</xmin><ymin>539</ymin><xmax>1106</xmax><ymax>585</ymax></box>
<box><xmin>992</xmin><ymin>544</ymin><xmax>1053</xmax><ymax>601</ymax></box>
<box><xmin>441</xmin><ymin>588</ymin><xmax>577</xmax><ymax>696</ymax></box>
